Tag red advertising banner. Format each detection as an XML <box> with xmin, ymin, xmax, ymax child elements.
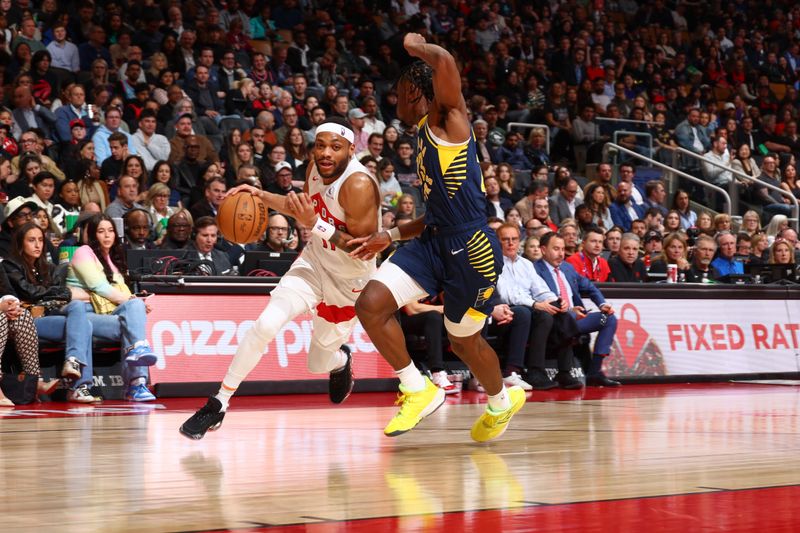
<box><xmin>146</xmin><ymin>294</ymin><xmax>395</xmax><ymax>384</ymax></box>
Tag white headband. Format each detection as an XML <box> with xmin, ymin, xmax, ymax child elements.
<box><xmin>315</xmin><ymin>123</ymin><xmax>355</xmax><ymax>144</ymax></box>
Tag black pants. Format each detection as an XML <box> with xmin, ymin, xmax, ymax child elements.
<box><xmin>530</xmin><ymin>310</ymin><xmax>576</xmax><ymax>372</ymax></box>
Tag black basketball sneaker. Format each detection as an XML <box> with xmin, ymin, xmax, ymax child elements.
<box><xmin>179</xmin><ymin>396</ymin><xmax>226</xmax><ymax>440</ymax></box>
<box><xmin>329</xmin><ymin>345</ymin><xmax>354</xmax><ymax>404</ymax></box>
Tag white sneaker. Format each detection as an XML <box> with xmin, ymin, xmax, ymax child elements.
<box><xmin>503</xmin><ymin>372</ymin><xmax>533</xmax><ymax>391</ymax></box>
<box><xmin>431</xmin><ymin>370</ymin><xmax>459</xmax><ymax>395</ymax></box>
<box><xmin>61</xmin><ymin>357</ymin><xmax>81</xmax><ymax>379</ymax></box>
<box><xmin>67</xmin><ymin>386</ymin><xmax>101</xmax><ymax>403</ymax></box>
<box><xmin>468</xmin><ymin>377</ymin><xmax>486</xmax><ymax>393</ymax></box>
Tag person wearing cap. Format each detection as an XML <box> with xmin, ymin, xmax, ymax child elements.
<box><xmin>131</xmin><ymin>109</ymin><xmax>170</xmax><ymax>172</ymax></box>
<box><xmin>265</xmin><ymin>161</ymin><xmax>301</xmax><ymax>197</ymax></box>
<box><xmin>347</xmin><ymin>107</ymin><xmax>369</xmax><ymax>153</ymax></box>
<box><xmin>642</xmin><ymin>229</ymin><xmax>663</xmax><ymax>265</ymax></box>
<box><xmin>68</xmin><ymin>119</ymin><xmax>88</xmax><ymax>145</ymax></box>
<box><xmin>0</xmin><ymin>197</ymin><xmax>39</xmax><ymax>256</ymax></box>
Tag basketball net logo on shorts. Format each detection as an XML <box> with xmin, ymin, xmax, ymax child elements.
<box><xmin>473</xmin><ymin>286</ymin><xmax>494</xmax><ymax>308</ymax></box>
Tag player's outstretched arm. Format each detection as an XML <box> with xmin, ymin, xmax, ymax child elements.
<box><xmin>403</xmin><ymin>32</ymin><xmax>465</xmax><ymax>113</ymax></box>
<box><xmin>348</xmin><ymin>215</ymin><xmax>425</xmax><ymax>261</ymax></box>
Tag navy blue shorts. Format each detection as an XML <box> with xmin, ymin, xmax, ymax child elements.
<box><xmin>389</xmin><ymin>221</ymin><xmax>503</xmax><ymax>324</ymax></box>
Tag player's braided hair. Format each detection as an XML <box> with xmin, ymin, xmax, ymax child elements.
<box><xmin>395</xmin><ymin>61</ymin><xmax>434</xmax><ymax>104</ymax></box>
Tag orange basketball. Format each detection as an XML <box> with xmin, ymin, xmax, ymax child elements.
<box><xmin>216</xmin><ymin>191</ymin><xmax>269</xmax><ymax>244</ymax></box>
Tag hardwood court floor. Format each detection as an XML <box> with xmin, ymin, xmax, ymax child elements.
<box><xmin>1</xmin><ymin>383</ymin><xmax>799</xmax><ymax>532</ymax></box>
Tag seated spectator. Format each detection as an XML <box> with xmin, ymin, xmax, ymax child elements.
<box><xmin>26</xmin><ymin>171</ymin><xmax>57</xmax><ymax>217</ymax></box>
<box><xmin>713</xmin><ymin>213</ymin><xmax>732</xmax><ymax>233</ymax></box>
<box><xmin>643</xmin><ymin>208</ymin><xmax>665</xmax><ymax>233</ymax></box>
<box><xmin>601</xmin><ymin>226</ymin><xmax>623</xmax><ymax>260</ymax></box>
<box><xmin>92</xmin><ymin>106</ymin><xmax>136</xmax><ymax>166</ymax></box>
<box><xmin>105</xmin><ymin>176</ymin><xmax>144</xmax><ymax>219</ymax></box>
<box><xmin>663</xmin><ymin>210</ymin><xmax>684</xmax><ymax>234</ymax></box>
<box><xmin>618</xmin><ymin>163</ymin><xmax>644</xmax><ymax>204</ymax></box>
<box><xmin>608</xmin><ymin>233</ymin><xmax>648</xmax><ymax>282</ymax></box>
<box><xmin>255</xmin><ymin>213</ymin><xmax>294</xmax><ymax>253</ymax></box>
<box><xmin>750</xmin><ymin>233</ymin><xmax>770</xmax><ymax>265</ymax></box>
<box><xmin>144</xmin><ymin>183</ymin><xmax>177</xmax><ymax>244</ymax></box>
<box><xmin>642</xmin><ymin>179</ymin><xmax>669</xmax><ymax>217</ymax></box>
<box><xmin>535</xmin><ymin>232</ymin><xmax>620</xmax><ymax>387</ymax></box>
<box><xmin>66</xmin><ymin>214</ymin><xmax>157</xmax><ymax>402</ymax></box>
<box><xmin>583</xmin><ymin>182</ymin><xmax>613</xmax><ymax>231</ymax></box>
<box><xmin>701</xmin><ymin>134</ymin><xmax>733</xmax><ymax>187</ymax></box>
<box><xmin>495</xmin><ymin>223</ymin><xmax>579</xmax><ymax>391</ymax></box>
<box><xmin>377</xmin><ymin>158</ymin><xmax>401</xmax><ymax>208</ymax></box>
<box><xmin>513</xmin><ymin>181</ymin><xmax>550</xmax><ymax>224</ymax></box>
<box><xmin>161</xmin><ymin>209</ymin><xmax>193</xmax><ymax>249</ymax></box>
<box><xmin>780</xmin><ymin>163</ymin><xmax>800</xmax><ymax>200</ymax></box>
<box><xmin>685</xmin><ymin>234</ymin><xmax>721</xmax><ymax>282</ymax></box>
<box><xmin>187</xmin><ymin>216</ymin><xmax>234</xmax><ymax>275</ymax></box>
<box><xmin>752</xmin><ymin>155</ymin><xmax>793</xmax><ymax>221</ymax></box>
<box><xmin>567</xmin><ymin>227</ymin><xmax>611</xmax><ymax>282</ymax></box>
<box><xmin>522</xmin><ymin>236</ymin><xmax>542</xmax><ymax>262</ymax></box>
<box><xmin>0</xmin><ymin>280</ymin><xmax>58</xmax><ymax>405</ymax></box>
<box><xmin>649</xmin><ymin>232</ymin><xmax>691</xmax><ymax>281</ymax></box>
<box><xmin>485</xmin><ymin>175</ymin><xmax>512</xmax><ymax>219</ymax></box>
<box><xmin>51</xmin><ymin>179</ymin><xmax>82</xmax><ymax>236</ymax></box>
<box><xmin>557</xmin><ymin>220</ymin><xmax>579</xmax><ymax>258</ymax></box>
<box><xmin>770</xmin><ymin>238</ymin><xmax>795</xmax><ymax>265</ymax></box>
<box><xmin>4</xmin><ymin>222</ymin><xmax>98</xmax><ymax>402</ymax></box>
<box><xmin>75</xmin><ymin>159</ymin><xmax>109</xmax><ymax>212</ymax></box>
<box><xmin>610</xmin><ymin>181</ymin><xmax>645</xmax><ymax>232</ymax></box>
<box><xmin>99</xmin><ymin>132</ymin><xmax>130</xmax><ymax>186</ymax></box>
<box><xmin>399</xmin><ymin>293</ymin><xmax>458</xmax><ymax>394</ymax></box>
<box><xmin>642</xmin><ymin>230</ymin><xmax>663</xmax><ymax>267</ymax></box>
<box><xmin>671</xmin><ymin>189</ymin><xmax>696</xmax><ymax>230</ymax></box>
<box><xmin>696</xmin><ymin>212</ymin><xmax>714</xmax><ymax>235</ymax></box>
<box><xmin>265</xmin><ymin>162</ymin><xmax>301</xmax><ymax>197</ymax></box>
<box><xmin>132</xmin><ymin>110</ymin><xmax>171</xmax><ymax>172</ymax></box>
<box><xmin>549</xmin><ymin>177</ymin><xmax>580</xmax><ymax>226</ymax></box>
<box><xmin>710</xmin><ymin>231</ymin><xmax>744</xmax><ymax>277</ymax></box>
<box><xmin>190</xmin><ymin>177</ymin><xmax>226</xmax><ymax>220</ymax></box>
<box><xmin>740</xmin><ymin>210</ymin><xmax>762</xmax><ymax>236</ymax></box>
<box><xmin>123</xmin><ymin>208</ymin><xmax>155</xmax><ymax>251</ymax></box>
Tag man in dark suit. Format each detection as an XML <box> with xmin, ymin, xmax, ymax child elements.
<box><xmin>609</xmin><ymin>181</ymin><xmax>646</xmax><ymax>232</ymax></box>
<box><xmin>548</xmin><ymin>177</ymin><xmax>579</xmax><ymax>225</ymax></box>
<box><xmin>12</xmin><ymin>86</ymin><xmax>56</xmax><ymax>140</ymax></box>
<box><xmin>187</xmin><ymin>216</ymin><xmax>233</xmax><ymax>275</ymax></box>
<box><xmin>535</xmin><ymin>232</ymin><xmax>621</xmax><ymax>387</ymax></box>
<box><xmin>190</xmin><ymin>177</ymin><xmax>226</xmax><ymax>220</ymax></box>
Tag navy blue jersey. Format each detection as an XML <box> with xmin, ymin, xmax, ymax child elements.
<box><xmin>416</xmin><ymin>116</ymin><xmax>486</xmax><ymax>228</ymax></box>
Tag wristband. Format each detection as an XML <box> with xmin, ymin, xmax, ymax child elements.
<box><xmin>311</xmin><ymin>216</ymin><xmax>336</xmax><ymax>241</ymax></box>
<box><xmin>387</xmin><ymin>226</ymin><xmax>402</xmax><ymax>241</ymax></box>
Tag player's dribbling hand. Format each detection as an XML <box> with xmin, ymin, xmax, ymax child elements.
<box><xmin>285</xmin><ymin>191</ymin><xmax>316</xmax><ymax>227</ymax></box>
<box><xmin>347</xmin><ymin>231</ymin><xmax>391</xmax><ymax>261</ymax></box>
<box><xmin>225</xmin><ymin>184</ymin><xmax>261</xmax><ymax>198</ymax></box>
<box><xmin>404</xmin><ymin>32</ymin><xmax>427</xmax><ymax>53</ymax></box>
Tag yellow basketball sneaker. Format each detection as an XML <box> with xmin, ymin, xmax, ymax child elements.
<box><xmin>470</xmin><ymin>386</ymin><xmax>526</xmax><ymax>442</ymax></box>
<box><xmin>384</xmin><ymin>377</ymin><xmax>446</xmax><ymax>437</ymax></box>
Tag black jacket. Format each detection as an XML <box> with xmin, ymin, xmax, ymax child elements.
<box><xmin>2</xmin><ymin>258</ymin><xmax>71</xmax><ymax>303</ymax></box>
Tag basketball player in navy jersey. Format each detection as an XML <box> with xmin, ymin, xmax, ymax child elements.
<box><xmin>350</xmin><ymin>33</ymin><xmax>526</xmax><ymax>442</ymax></box>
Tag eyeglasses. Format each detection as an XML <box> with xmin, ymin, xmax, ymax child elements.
<box><xmin>14</xmin><ymin>210</ymin><xmax>32</xmax><ymax>219</ymax></box>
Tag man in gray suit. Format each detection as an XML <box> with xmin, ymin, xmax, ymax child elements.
<box><xmin>549</xmin><ymin>177</ymin><xmax>580</xmax><ymax>225</ymax></box>
<box><xmin>11</xmin><ymin>86</ymin><xmax>56</xmax><ymax>140</ymax></box>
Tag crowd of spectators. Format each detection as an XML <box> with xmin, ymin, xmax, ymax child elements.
<box><xmin>1</xmin><ymin>0</ymin><xmax>800</xmax><ymax>402</ymax></box>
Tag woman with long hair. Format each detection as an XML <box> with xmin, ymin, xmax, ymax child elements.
<box><xmin>713</xmin><ymin>213</ymin><xmax>732</xmax><ymax>233</ymax></box>
<box><xmin>648</xmin><ymin>232</ymin><xmax>690</xmax><ymax>280</ymax></box>
<box><xmin>66</xmin><ymin>214</ymin><xmax>157</xmax><ymax>401</ymax></box>
<box><xmin>30</xmin><ymin>50</ymin><xmax>58</xmax><ymax>107</ymax></box>
<box><xmin>495</xmin><ymin>162</ymin><xmax>518</xmax><ymax>202</ymax></box>
<box><xmin>283</xmin><ymin>126</ymin><xmax>309</xmax><ymax>177</ymax></box>
<box><xmin>381</xmin><ymin>125</ymin><xmax>399</xmax><ymax>158</ymax></box>
<box><xmin>769</xmin><ymin>239</ymin><xmax>795</xmax><ymax>265</ymax></box>
<box><xmin>730</xmin><ymin>143</ymin><xmax>759</xmax><ymax>178</ymax></box>
<box><xmin>670</xmin><ymin>189</ymin><xmax>696</xmax><ymax>229</ymax></box>
<box><xmin>740</xmin><ymin>210</ymin><xmax>762</xmax><ymax>236</ymax></box>
<box><xmin>780</xmin><ymin>162</ymin><xmax>800</xmax><ymax>200</ymax></box>
<box><xmin>664</xmin><ymin>210</ymin><xmax>684</xmax><ymax>234</ymax></box>
<box><xmin>696</xmin><ymin>212</ymin><xmax>714</xmax><ymax>235</ymax></box>
<box><xmin>765</xmin><ymin>214</ymin><xmax>789</xmax><ymax>245</ymax></box>
<box><xmin>149</xmin><ymin>160</ymin><xmax>181</xmax><ymax>207</ymax></box>
<box><xmin>76</xmin><ymin>158</ymin><xmax>109</xmax><ymax>211</ymax></box>
<box><xmin>51</xmin><ymin>179</ymin><xmax>82</xmax><ymax>236</ymax></box>
<box><xmin>395</xmin><ymin>193</ymin><xmax>416</xmax><ymax>218</ymax></box>
<box><xmin>583</xmin><ymin>182</ymin><xmax>613</xmax><ymax>230</ymax></box>
<box><xmin>5</xmin><ymin>222</ymin><xmax>98</xmax><ymax>402</ymax></box>
<box><xmin>122</xmin><ymin>154</ymin><xmax>148</xmax><ymax>199</ymax></box>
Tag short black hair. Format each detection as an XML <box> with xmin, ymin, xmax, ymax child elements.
<box><xmin>540</xmin><ymin>231</ymin><xmax>563</xmax><ymax>248</ymax></box>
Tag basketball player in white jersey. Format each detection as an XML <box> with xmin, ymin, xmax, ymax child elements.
<box><xmin>180</xmin><ymin>117</ymin><xmax>381</xmax><ymax>439</ymax></box>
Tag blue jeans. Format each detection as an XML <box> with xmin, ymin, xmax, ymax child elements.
<box><xmin>84</xmin><ymin>299</ymin><xmax>149</xmax><ymax>384</ymax></box>
<box><xmin>576</xmin><ymin>311</ymin><xmax>618</xmax><ymax>356</ymax></box>
<box><xmin>35</xmin><ymin>300</ymin><xmax>94</xmax><ymax>389</ymax></box>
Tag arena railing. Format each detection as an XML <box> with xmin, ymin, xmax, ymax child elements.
<box><xmin>506</xmin><ymin>122</ymin><xmax>550</xmax><ymax>155</ymax></box>
<box><xmin>671</xmin><ymin>146</ymin><xmax>799</xmax><ymax>230</ymax></box>
<box><xmin>611</xmin><ymin>130</ymin><xmax>654</xmax><ymax>166</ymax></box>
<box><xmin>602</xmin><ymin>142</ymin><xmax>732</xmax><ymax>217</ymax></box>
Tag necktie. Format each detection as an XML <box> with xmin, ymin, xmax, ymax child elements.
<box><xmin>554</xmin><ymin>266</ymin><xmax>569</xmax><ymax>303</ymax></box>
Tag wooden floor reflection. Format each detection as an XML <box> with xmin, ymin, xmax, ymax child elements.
<box><xmin>1</xmin><ymin>383</ymin><xmax>799</xmax><ymax>532</ymax></box>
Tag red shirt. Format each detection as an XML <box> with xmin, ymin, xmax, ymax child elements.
<box><xmin>566</xmin><ymin>252</ymin><xmax>611</xmax><ymax>282</ymax></box>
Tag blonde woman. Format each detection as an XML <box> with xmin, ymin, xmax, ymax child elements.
<box><xmin>145</xmin><ymin>183</ymin><xmax>177</xmax><ymax>243</ymax></box>
<box><xmin>648</xmin><ymin>232</ymin><xmax>690</xmax><ymax>279</ymax></box>
<box><xmin>713</xmin><ymin>213</ymin><xmax>732</xmax><ymax>233</ymax></box>
<box><xmin>769</xmin><ymin>239</ymin><xmax>795</xmax><ymax>264</ymax></box>
<box><xmin>740</xmin><ymin>210</ymin><xmax>761</xmax><ymax>236</ymax></box>
<box><xmin>765</xmin><ymin>214</ymin><xmax>789</xmax><ymax>245</ymax></box>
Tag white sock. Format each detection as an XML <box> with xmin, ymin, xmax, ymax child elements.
<box><xmin>330</xmin><ymin>349</ymin><xmax>348</xmax><ymax>372</ymax></box>
<box><xmin>215</xmin><ymin>383</ymin><xmax>236</xmax><ymax>411</ymax></box>
<box><xmin>487</xmin><ymin>385</ymin><xmax>511</xmax><ymax>412</ymax></box>
<box><xmin>396</xmin><ymin>361</ymin><xmax>425</xmax><ymax>392</ymax></box>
